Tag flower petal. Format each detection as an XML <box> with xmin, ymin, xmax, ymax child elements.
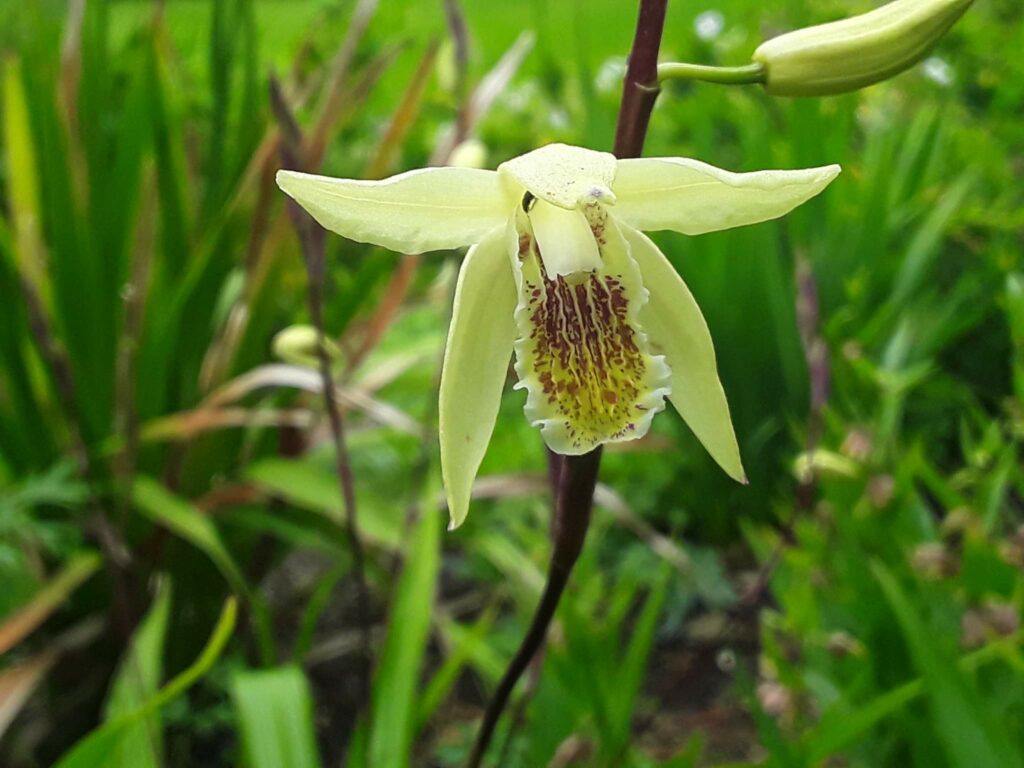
<box><xmin>527</xmin><ymin>200</ymin><xmax>602</xmax><ymax>277</ymax></box>
<box><xmin>498</xmin><ymin>143</ymin><xmax>617</xmax><ymax>209</ymax></box>
<box><xmin>511</xmin><ymin>206</ymin><xmax>670</xmax><ymax>454</ymax></box>
<box><xmin>440</xmin><ymin>226</ymin><xmax>518</xmax><ymax>529</ymax></box>
<box><xmin>276</xmin><ymin>167</ymin><xmax>510</xmax><ymax>253</ymax></box>
<box><xmin>620</xmin><ymin>224</ymin><xmax>746</xmax><ymax>482</ymax></box>
<box><xmin>611</xmin><ymin>158</ymin><xmax>840</xmax><ymax>235</ymax></box>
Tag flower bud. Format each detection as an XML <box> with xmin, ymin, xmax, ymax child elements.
<box><xmin>753</xmin><ymin>0</ymin><xmax>973</xmax><ymax>96</ymax></box>
<box><xmin>272</xmin><ymin>325</ymin><xmax>343</xmax><ymax>368</ymax></box>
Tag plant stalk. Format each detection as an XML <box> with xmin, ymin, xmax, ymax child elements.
<box><xmin>465</xmin><ymin>449</ymin><xmax>602</xmax><ymax>768</ymax></box>
<box><xmin>613</xmin><ymin>0</ymin><xmax>669</xmax><ymax>159</ymax></box>
<box><xmin>269</xmin><ymin>77</ymin><xmax>373</xmax><ymax>702</ymax></box>
<box><xmin>467</xmin><ymin>5</ymin><xmax>671</xmax><ymax>763</ymax></box>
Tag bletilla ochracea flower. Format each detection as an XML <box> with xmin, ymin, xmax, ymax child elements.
<box><xmin>277</xmin><ymin>144</ymin><xmax>839</xmax><ymax>527</ymax></box>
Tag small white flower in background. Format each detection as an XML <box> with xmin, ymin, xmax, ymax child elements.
<box><xmin>922</xmin><ymin>56</ymin><xmax>954</xmax><ymax>87</ymax></box>
<box><xmin>277</xmin><ymin>143</ymin><xmax>840</xmax><ymax>527</ymax></box>
<box><xmin>547</xmin><ymin>107</ymin><xmax>571</xmax><ymax>131</ymax></box>
<box><xmin>694</xmin><ymin>10</ymin><xmax>725</xmax><ymax>41</ymax></box>
<box><xmin>595</xmin><ymin>57</ymin><xmax>627</xmax><ymax>94</ymax></box>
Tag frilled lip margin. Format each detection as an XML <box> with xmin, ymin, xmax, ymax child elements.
<box><xmin>509</xmin><ymin>199</ymin><xmax>671</xmax><ymax>456</ymax></box>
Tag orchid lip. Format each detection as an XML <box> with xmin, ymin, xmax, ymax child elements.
<box><xmin>509</xmin><ymin>205</ymin><xmax>671</xmax><ymax>454</ymax></box>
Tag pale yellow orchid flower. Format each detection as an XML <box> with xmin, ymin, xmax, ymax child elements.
<box><xmin>277</xmin><ymin>144</ymin><xmax>840</xmax><ymax>528</ymax></box>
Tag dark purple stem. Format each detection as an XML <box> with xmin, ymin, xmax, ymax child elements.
<box><xmin>614</xmin><ymin>0</ymin><xmax>668</xmax><ymax>158</ymax></box>
<box><xmin>466</xmin><ymin>5</ymin><xmax>670</xmax><ymax>764</ymax></box>
<box><xmin>465</xmin><ymin>449</ymin><xmax>602</xmax><ymax>768</ymax></box>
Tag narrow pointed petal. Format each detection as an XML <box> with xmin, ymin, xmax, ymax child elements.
<box><xmin>611</xmin><ymin>159</ymin><xmax>840</xmax><ymax>235</ymax></box>
<box><xmin>276</xmin><ymin>167</ymin><xmax>510</xmax><ymax>253</ymax></box>
<box><xmin>440</xmin><ymin>227</ymin><xmax>518</xmax><ymax>529</ymax></box>
<box><xmin>498</xmin><ymin>143</ymin><xmax>617</xmax><ymax>209</ymax></box>
<box><xmin>621</xmin><ymin>225</ymin><xmax>746</xmax><ymax>482</ymax></box>
<box><xmin>511</xmin><ymin>207</ymin><xmax>670</xmax><ymax>454</ymax></box>
<box><xmin>528</xmin><ymin>200</ymin><xmax>602</xmax><ymax>277</ymax></box>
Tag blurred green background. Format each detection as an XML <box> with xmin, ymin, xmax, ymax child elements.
<box><xmin>1</xmin><ymin>0</ymin><xmax>1022</xmax><ymax>766</ymax></box>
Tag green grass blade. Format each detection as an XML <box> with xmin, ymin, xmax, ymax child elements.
<box><xmin>367</xmin><ymin>505</ymin><xmax>442</xmax><ymax>768</ymax></box>
<box><xmin>0</xmin><ymin>551</ymin><xmax>101</xmax><ymax>656</ymax></box>
<box><xmin>131</xmin><ymin>477</ymin><xmax>275</xmax><ymax>663</ymax></box>
<box><xmin>2</xmin><ymin>57</ymin><xmax>48</xmax><ymax>301</ymax></box>
<box><xmin>131</xmin><ymin>476</ymin><xmax>246</xmax><ymax>594</ymax></box>
<box><xmin>1005</xmin><ymin>273</ymin><xmax>1024</xmax><ymax>401</ymax></box>
<box><xmin>888</xmin><ymin>174</ymin><xmax>973</xmax><ymax>308</ymax></box>
<box><xmin>415</xmin><ymin>609</ymin><xmax>495</xmax><ymax>732</ymax></box>
<box><xmin>232</xmin><ymin>666</ymin><xmax>323</xmax><ymax>768</ymax></box>
<box><xmin>872</xmin><ymin>561</ymin><xmax>1022</xmax><ymax>768</ymax></box>
<box><xmin>54</xmin><ymin>597</ymin><xmax>237</xmax><ymax>768</ymax></box>
<box><xmin>245</xmin><ymin>457</ymin><xmax>402</xmax><ymax>548</ymax></box>
<box><xmin>102</xmin><ymin>580</ymin><xmax>173</xmax><ymax>768</ymax></box>
<box><xmin>606</xmin><ymin>565</ymin><xmax>671</xmax><ymax>749</ymax></box>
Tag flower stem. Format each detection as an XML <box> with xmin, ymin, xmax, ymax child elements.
<box><xmin>613</xmin><ymin>0</ymin><xmax>669</xmax><ymax>158</ymax></box>
<box><xmin>467</xmin><ymin>3</ymin><xmax>669</xmax><ymax>763</ymax></box>
<box><xmin>656</xmin><ymin>61</ymin><xmax>766</xmax><ymax>86</ymax></box>
<box><xmin>269</xmin><ymin>76</ymin><xmax>373</xmax><ymax>704</ymax></box>
<box><xmin>465</xmin><ymin>449</ymin><xmax>602</xmax><ymax>768</ymax></box>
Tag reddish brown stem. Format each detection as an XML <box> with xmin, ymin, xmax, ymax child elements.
<box><xmin>613</xmin><ymin>0</ymin><xmax>668</xmax><ymax>158</ymax></box>
<box><xmin>465</xmin><ymin>449</ymin><xmax>602</xmax><ymax>768</ymax></box>
<box><xmin>467</xmin><ymin>5</ymin><xmax>670</xmax><ymax>763</ymax></box>
<box><xmin>270</xmin><ymin>76</ymin><xmax>373</xmax><ymax>705</ymax></box>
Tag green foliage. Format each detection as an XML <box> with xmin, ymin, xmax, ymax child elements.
<box><xmin>364</xmin><ymin>499</ymin><xmax>442</xmax><ymax>768</ymax></box>
<box><xmin>232</xmin><ymin>666</ymin><xmax>323</xmax><ymax>768</ymax></box>
<box><xmin>54</xmin><ymin>597</ymin><xmax>237</xmax><ymax>768</ymax></box>
<box><xmin>1</xmin><ymin>0</ymin><xmax>1022</xmax><ymax>766</ymax></box>
<box><xmin>102</xmin><ymin>580</ymin><xmax>173</xmax><ymax>768</ymax></box>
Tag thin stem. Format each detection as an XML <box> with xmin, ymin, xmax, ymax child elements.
<box><xmin>269</xmin><ymin>76</ymin><xmax>373</xmax><ymax>701</ymax></box>
<box><xmin>312</xmin><ymin>279</ymin><xmax>373</xmax><ymax>702</ymax></box>
<box><xmin>468</xmin><ymin>2</ymin><xmax>670</xmax><ymax>763</ymax></box>
<box><xmin>466</xmin><ymin>450</ymin><xmax>602</xmax><ymax>768</ymax></box>
<box><xmin>656</xmin><ymin>61</ymin><xmax>766</xmax><ymax>86</ymax></box>
<box><xmin>613</xmin><ymin>0</ymin><xmax>668</xmax><ymax>158</ymax></box>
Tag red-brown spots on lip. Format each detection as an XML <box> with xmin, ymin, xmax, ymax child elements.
<box><xmin>512</xmin><ymin>203</ymin><xmax>670</xmax><ymax>453</ymax></box>
<box><xmin>518</xmin><ymin>233</ymin><xmax>532</xmax><ymax>261</ymax></box>
<box><xmin>521</xmin><ymin>243</ymin><xmax>647</xmax><ymax>450</ymax></box>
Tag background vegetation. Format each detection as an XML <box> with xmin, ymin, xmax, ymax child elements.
<box><xmin>1</xmin><ymin>0</ymin><xmax>1022</xmax><ymax>766</ymax></box>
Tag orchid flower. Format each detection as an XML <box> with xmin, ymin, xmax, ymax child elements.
<box><xmin>277</xmin><ymin>144</ymin><xmax>839</xmax><ymax>528</ymax></box>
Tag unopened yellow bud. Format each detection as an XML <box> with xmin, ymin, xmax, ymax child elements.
<box><xmin>272</xmin><ymin>325</ymin><xmax>342</xmax><ymax>368</ymax></box>
<box><xmin>753</xmin><ymin>0</ymin><xmax>973</xmax><ymax>96</ymax></box>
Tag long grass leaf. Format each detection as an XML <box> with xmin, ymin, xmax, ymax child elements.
<box><xmin>872</xmin><ymin>561</ymin><xmax>1022</xmax><ymax>768</ymax></box>
<box><xmin>102</xmin><ymin>581</ymin><xmax>173</xmax><ymax>768</ymax></box>
<box><xmin>245</xmin><ymin>458</ymin><xmax>402</xmax><ymax>548</ymax></box>
<box><xmin>415</xmin><ymin>608</ymin><xmax>495</xmax><ymax>732</ymax></box>
<box><xmin>232</xmin><ymin>666</ymin><xmax>323</xmax><ymax>768</ymax></box>
<box><xmin>366</xmin><ymin>505</ymin><xmax>442</xmax><ymax>768</ymax></box>
<box><xmin>607</xmin><ymin>565</ymin><xmax>670</xmax><ymax>747</ymax></box>
<box><xmin>131</xmin><ymin>477</ymin><xmax>246</xmax><ymax>593</ymax></box>
<box><xmin>54</xmin><ymin>598</ymin><xmax>237</xmax><ymax>768</ymax></box>
<box><xmin>0</xmin><ymin>552</ymin><xmax>101</xmax><ymax>656</ymax></box>
<box><xmin>888</xmin><ymin>174</ymin><xmax>973</xmax><ymax>308</ymax></box>
<box><xmin>1</xmin><ymin>57</ymin><xmax>48</xmax><ymax>301</ymax></box>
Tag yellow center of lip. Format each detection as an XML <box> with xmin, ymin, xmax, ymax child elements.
<box><xmin>510</xmin><ymin>205</ymin><xmax>671</xmax><ymax>454</ymax></box>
